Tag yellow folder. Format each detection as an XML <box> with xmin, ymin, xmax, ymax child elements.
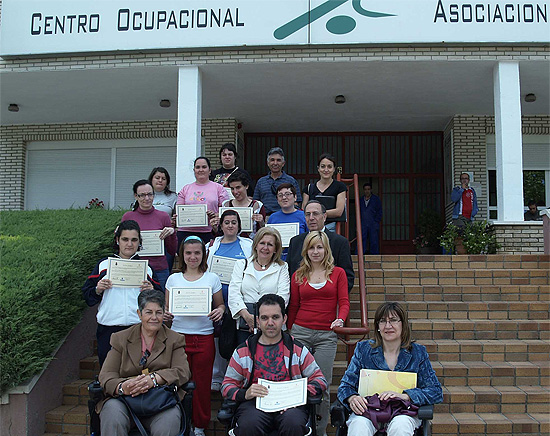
<box><xmin>357</xmin><ymin>369</ymin><xmax>417</xmax><ymax>397</ymax></box>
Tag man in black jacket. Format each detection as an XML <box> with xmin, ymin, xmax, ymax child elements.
<box><xmin>287</xmin><ymin>201</ymin><xmax>354</xmax><ymax>292</ymax></box>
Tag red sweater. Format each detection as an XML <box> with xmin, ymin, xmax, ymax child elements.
<box><xmin>287</xmin><ymin>267</ymin><xmax>350</xmax><ymax>331</ymax></box>
<box><xmin>121</xmin><ymin>207</ymin><xmax>177</xmax><ymax>272</ymax></box>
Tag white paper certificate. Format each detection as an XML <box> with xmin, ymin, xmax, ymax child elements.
<box><xmin>208</xmin><ymin>255</ymin><xmax>238</xmax><ymax>284</ymax></box>
<box><xmin>266</xmin><ymin>223</ymin><xmax>300</xmax><ymax>248</ymax></box>
<box><xmin>256</xmin><ymin>378</ymin><xmax>308</xmax><ymax>413</ymax></box>
<box><xmin>139</xmin><ymin>230</ymin><xmax>164</xmax><ymax>257</ymax></box>
<box><xmin>169</xmin><ymin>287</ymin><xmax>212</xmax><ymax>316</ymax></box>
<box><xmin>107</xmin><ymin>258</ymin><xmax>148</xmax><ymax>287</ymax></box>
<box><xmin>176</xmin><ymin>204</ymin><xmax>208</xmax><ymax>228</ymax></box>
<box><xmin>219</xmin><ymin>207</ymin><xmax>254</xmax><ymax>233</ymax></box>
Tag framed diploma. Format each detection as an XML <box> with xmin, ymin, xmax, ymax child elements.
<box><xmin>208</xmin><ymin>255</ymin><xmax>238</xmax><ymax>284</ymax></box>
<box><xmin>176</xmin><ymin>204</ymin><xmax>208</xmax><ymax>228</ymax></box>
<box><xmin>219</xmin><ymin>207</ymin><xmax>254</xmax><ymax>233</ymax></box>
<box><xmin>106</xmin><ymin>258</ymin><xmax>148</xmax><ymax>287</ymax></box>
<box><xmin>168</xmin><ymin>287</ymin><xmax>212</xmax><ymax>316</ymax></box>
<box><xmin>139</xmin><ymin>230</ymin><xmax>164</xmax><ymax>257</ymax></box>
<box><xmin>266</xmin><ymin>223</ymin><xmax>300</xmax><ymax>248</ymax></box>
<box><xmin>256</xmin><ymin>378</ymin><xmax>308</xmax><ymax>413</ymax></box>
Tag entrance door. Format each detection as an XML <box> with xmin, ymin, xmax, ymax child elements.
<box><xmin>245</xmin><ymin>132</ymin><xmax>444</xmax><ymax>254</ymax></box>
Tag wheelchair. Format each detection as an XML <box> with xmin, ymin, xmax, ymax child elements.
<box><xmin>217</xmin><ymin>393</ymin><xmax>322</xmax><ymax>436</ymax></box>
<box><xmin>88</xmin><ymin>376</ymin><xmax>196</xmax><ymax>436</ymax></box>
<box><xmin>330</xmin><ymin>399</ymin><xmax>433</xmax><ymax>436</ymax></box>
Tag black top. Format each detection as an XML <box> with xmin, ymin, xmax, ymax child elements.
<box><xmin>210</xmin><ymin>166</ymin><xmax>253</xmax><ymax>195</ymax></box>
<box><xmin>304</xmin><ymin>180</ymin><xmax>347</xmax><ymax>223</ymax></box>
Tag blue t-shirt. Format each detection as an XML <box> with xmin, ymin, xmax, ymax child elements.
<box><xmin>215</xmin><ymin>239</ymin><xmax>247</xmax><ymax>304</ymax></box>
<box><xmin>267</xmin><ymin>209</ymin><xmax>308</xmax><ymax>261</ymax></box>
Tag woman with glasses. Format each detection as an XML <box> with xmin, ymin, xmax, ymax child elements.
<box><xmin>287</xmin><ymin>231</ymin><xmax>350</xmax><ymax>436</ymax></box>
<box><xmin>337</xmin><ymin>302</ymin><xmax>442</xmax><ymax>436</ymax></box>
<box><xmin>97</xmin><ymin>289</ymin><xmax>191</xmax><ymax>436</ymax></box>
<box><xmin>176</xmin><ymin>156</ymin><xmax>229</xmax><ymax>248</ymax></box>
<box><xmin>121</xmin><ymin>179</ymin><xmax>177</xmax><ymax>290</ymax></box>
<box><xmin>302</xmin><ymin>153</ymin><xmax>347</xmax><ymax>232</ymax></box>
<box><xmin>82</xmin><ymin>220</ymin><xmax>163</xmax><ymax>366</ymax></box>
<box><xmin>164</xmin><ymin>236</ymin><xmax>225</xmax><ymax>436</ymax></box>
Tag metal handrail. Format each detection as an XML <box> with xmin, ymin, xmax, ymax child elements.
<box><xmin>333</xmin><ymin>174</ymin><xmax>369</xmax><ymax>362</ymax></box>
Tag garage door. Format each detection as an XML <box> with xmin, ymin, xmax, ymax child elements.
<box><xmin>26</xmin><ymin>139</ymin><xmax>176</xmax><ymax>210</ymax></box>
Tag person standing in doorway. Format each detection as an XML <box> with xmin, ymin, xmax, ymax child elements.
<box><xmin>451</xmin><ymin>172</ymin><xmax>478</xmax><ymax>227</ymax></box>
<box><xmin>359</xmin><ymin>182</ymin><xmax>382</xmax><ymax>255</ymax></box>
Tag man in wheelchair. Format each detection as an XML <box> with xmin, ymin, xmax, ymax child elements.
<box><xmin>220</xmin><ymin>294</ymin><xmax>327</xmax><ymax>436</ymax></box>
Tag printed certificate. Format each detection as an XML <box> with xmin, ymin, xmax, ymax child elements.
<box><xmin>168</xmin><ymin>287</ymin><xmax>212</xmax><ymax>316</ymax></box>
<box><xmin>358</xmin><ymin>369</ymin><xmax>417</xmax><ymax>397</ymax></box>
<box><xmin>225</xmin><ymin>187</ymin><xmax>235</xmax><ymax>200</ymax></box>
<box><xmin>219</xmin><ymin>206</ymin><xmax>254</xmax><ymax>233</ymax></box>
<box><xmin>107</xmin><ymin>258</ymin><xmax>148</xmax><ymax>287</ymax></box>
<box><xmin>139</xmin><ymin>230</ymin><xmax>164</xmax><ymax>257</ymax></box>
<box><xmin>256</xmin><ymin>378</ymin><xmax>308</xmax><ymax>413</ymax></box>
<box><xmin>208</xmin><ymin>255</ymin><xmax>238</xmax><ymax>284</ymax></box>
<box><xmin>266</xmin><ymin>223</ymin><xmax>300</xmax><ymax>247</ymax></box>
<box><xmin>176</xmin><ymin>204</ymin><xmax>208</xmax><ymax>228</ymax></box>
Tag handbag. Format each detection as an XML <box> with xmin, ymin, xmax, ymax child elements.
<box><xmin>118</xmin><ymin>384</ymin><xmax>185</xmax><ymax>436</ymax></box>
<box><xmin>218</xmin><ymin>311</ymin><xmax>238</xmax><ymax>360</ymax></box>
<box><xmin>360</xmin><ymin>394</ymin><xmax>419</xmax><ymax>433</ymax></box>
<box><xmin>238</xmin><ymin>302</ymin><xmax>257</xmax><ymax>331</ymax></box>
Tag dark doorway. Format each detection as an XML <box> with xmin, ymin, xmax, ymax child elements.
<box><xmin>245</xmin><ymin>132</ymin><xmax>444</xmax><ymax>254</ymax></box>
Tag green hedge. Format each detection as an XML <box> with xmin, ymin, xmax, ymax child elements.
<box><xmin>0</xmin><ymin>209</ymin><xmax>124</xmax><ymax>393</ymax></box>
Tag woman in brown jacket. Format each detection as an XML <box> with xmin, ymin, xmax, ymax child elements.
<box><xmin>98</xmin><ymin>289</ymin><xmax>191</xmax><ymax>436</ymax></box>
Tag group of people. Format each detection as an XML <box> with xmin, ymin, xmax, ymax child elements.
<box><xmin>82</xmin><ymin>143</ymin><xmax>442</xmax><ymax>436</ymax></box>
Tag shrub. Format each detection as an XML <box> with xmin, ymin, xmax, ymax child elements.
<box><xmin>0</xmin><ymin>209</ymin><xmax>124</xmax><ymax>393</ymax></box>
<box><xmin>439</xmin><ymin>220</ymin><xmax>499</xmax><ymax>254</ymax></box>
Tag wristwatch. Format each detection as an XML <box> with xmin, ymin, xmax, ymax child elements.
<box><xmin>118</xmin><ymin>384</ymin><xmax>124</xmax><ymax>396</ymax></box>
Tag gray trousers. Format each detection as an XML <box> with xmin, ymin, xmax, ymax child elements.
<box><xmin>100</xmin><ymin>397</ymin><xmax>182</xmax><ymax>436</ymax></box>
<box><xmin>290</xmin><ymin>324</ymin><xmax>338</xmax><ymax>436</ymax></box>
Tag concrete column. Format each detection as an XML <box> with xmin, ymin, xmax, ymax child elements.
<box><xmin>493</xmin><ymin>61</ymin><xmax>524</xmax><ymax>222</ymax></box>
<box><xmin>176</xmin><ymin>66</ymin><xmax>202</xmax><ymax>191</ymax></box>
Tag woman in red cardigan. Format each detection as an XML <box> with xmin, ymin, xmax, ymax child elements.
<box><xmin>287</xmin><ymin>230</ymin><xmax>350</xmax><ymax>436</ymax></box>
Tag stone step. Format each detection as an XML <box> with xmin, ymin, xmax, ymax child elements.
<box><xmin>364</xmin><ymin>269</ymin><xmax>549</xmax><ymax>286</ymax></box>
<box><xmin>358</xmin><ymin>284</ymin><xmax>550</xmax><ymax>302</ymax></box>
<box><xmin>44</xmin><ymin>404</ymin><xmax>89</xmax><ymax>435</ymax></box>
<box><xmin>79</xmin><ymin>356</ymin><xmax>99</xmax><ymax>380</ymax></box>
<box><xmin>335</xmin><ymin>339</ymin><xmax>550</xmax><ymax>362</ymax></box>
<box><xmin>437</xmin><ymin>386</ymin><xmax>550</xmax><ymax>414</ymax></box>
<box><xmin>431</xmin><ymin>412</ymin><xmax>550</xmax><ymax>435</ymax></box>
<box><xmin>345</xmin><ymin>300</ymin><xmax>550</xmax><ymax>320</ymax></box>
<box><xmin>330</xmin><ymin>361</ymin><xmax>550</xmax><ymax>387</ymax></box>
<box><xmin>356</xmin><ymin>254</ymin><xmax>550</xmax><ymax>270</ymax></box>
<box><xmin>62</xmin><ymin>379</ymin><xmax>94</xmax><ymax>406</ymax></box>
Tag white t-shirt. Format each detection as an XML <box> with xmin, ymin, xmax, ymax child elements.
<box><xmin>166</xmin><ymin>271</ymin><xmax>222</xmax><ymax>335</ymax></box>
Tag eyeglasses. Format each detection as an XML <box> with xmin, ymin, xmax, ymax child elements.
<box><xmin>277</xmin><ymin>192</ymin><xmax>294</xmax><ymax>199</ymax></box>
<box><xmin>139</xmin><ymin>349</ymin><xmax>151</xmax><ymax>366</ymax></box>
<box><xmin>137</xmin><ymin>193</ymin><xmax>154</xmax><ymax>198</ymax></box>
<box><xmin>379</xmin><ymin>318</ymin><xmax>402</xmax><ymax>326</ymax></box>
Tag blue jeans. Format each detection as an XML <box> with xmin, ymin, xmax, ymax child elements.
<box><xmin>155</xmin><ymin>268</ymin><xmax>170</xmax><ymax>291</ymax></box>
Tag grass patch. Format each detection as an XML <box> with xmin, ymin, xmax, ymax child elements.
<box><xmin>0</xmin><ymin>209</ymin><xmax>124</xmax><ymax>393</ymax></box>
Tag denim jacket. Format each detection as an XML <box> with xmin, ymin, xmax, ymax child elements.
<box><xmin>451</xmin><ymin>186</ymin><xmax>478</xmax><ymax>219</ymax></box>
<box><xmin>337</xmin><ymin>340</ymin><xmax>443</xmax><ymax>408</ymax></box>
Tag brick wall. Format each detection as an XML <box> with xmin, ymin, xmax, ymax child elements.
<box><xmin>1</xmin><ymin>45</ymin><xmax>548</xmax><ymax>73</ymax></box>
<box><xmin>0</xmin><ymin>118</ymin><xmax>236</xmax><ymax>211</ymax></box>
<box><xmin>493</xmin><ymin>223</ymin><xmax>545</xmax><ymax>254</ymax></box>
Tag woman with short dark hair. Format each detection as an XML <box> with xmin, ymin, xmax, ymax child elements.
<box><xmin>210</xmin><ymin>142</ymin><xmax>253</xmax><ymax>190</ymax></box>
<box><xmin>97</xmin><ymin>289</ymin><xmax>191</xmax><ymax>436</ymax></box>
<box><xmin>82</xmin><ymin>220</ymin><xmax>162</xmax><ymax>366</ymax></box>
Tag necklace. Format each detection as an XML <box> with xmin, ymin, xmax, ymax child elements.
<box><xmin>257</xmin><ymin>260</ymin><xmax>268</xmax><ymax>270</ymax></box>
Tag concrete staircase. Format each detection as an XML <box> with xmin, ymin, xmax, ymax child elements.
<box><xmin>43</xmin><ymin>254</ymin><xmax>549</xmax><ymax>436</ymax></box>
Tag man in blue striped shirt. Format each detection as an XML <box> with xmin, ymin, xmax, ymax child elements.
<box><xmin>253</xmin><ymin>147</ymin><xmax>302</xmax><ymax>215</ymax></box>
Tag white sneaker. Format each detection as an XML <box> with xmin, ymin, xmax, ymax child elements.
<box><xmin>194</xmin><ymin>428</ymin><xmax>206</xmax><ymax>436</ymax></box>
<box><xmin>211</xmin><ymin>381</ymin><xmax>222</xmax><ymax>391</ymax></box>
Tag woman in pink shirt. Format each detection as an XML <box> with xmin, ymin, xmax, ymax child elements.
<box><xmin>287</xmin><ymin>230</ymin><xmax>350</xmax><ymax>436</ymax></box>
<box><xmin>176</xmin><ymin>156</ymin><xmax>229</xmax><ymax>249</ymax></box>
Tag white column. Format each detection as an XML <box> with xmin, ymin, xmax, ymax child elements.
<box><xmin>493</xmin><ymin>61</ymin><xmax>524</xmax><ymax>222</ymax></box>
<box><xmin>176</xmin><ymin>66</ymin><xmax>202</xmax><ymax>191</ymax></box>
